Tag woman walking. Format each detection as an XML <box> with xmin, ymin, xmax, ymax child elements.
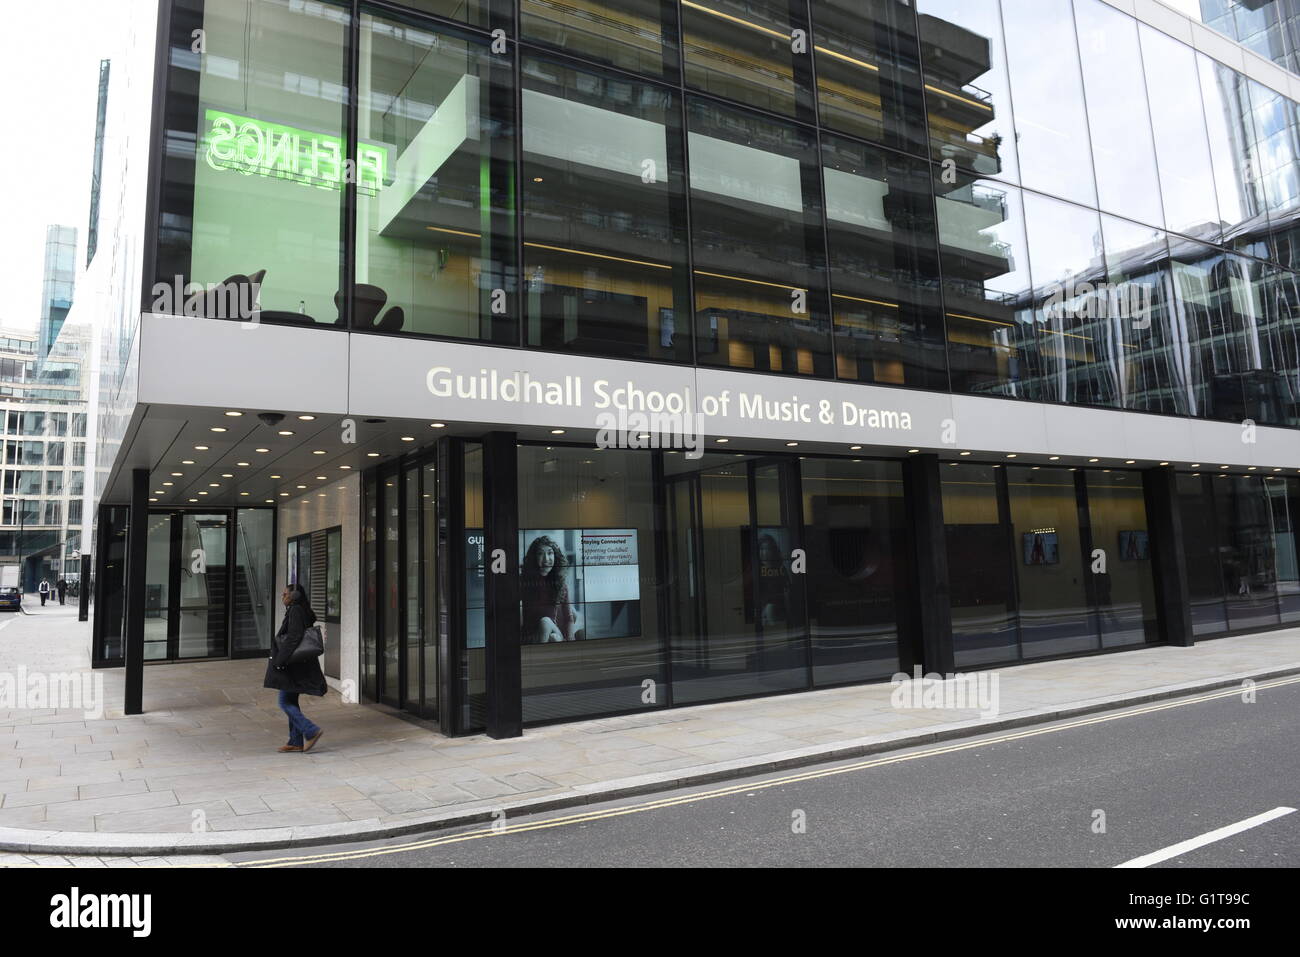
<box><xmin>265</xmin><ymin>583</ymin><xmax>325</xmax><ymax>753</ymax></box>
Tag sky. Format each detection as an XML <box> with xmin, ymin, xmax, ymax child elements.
<box><xmin>0</xmin><ymin>0</ymin><xmax>130</xmax><ymax>333</ymax></box>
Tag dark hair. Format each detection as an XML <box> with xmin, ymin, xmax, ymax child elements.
<box><xmin>287</xmin><ymin>583</ymin><xmax>314</xmax><ymax>615</ymax></box>
<box><xmin>521</xmin><ymin>535</ymin><xmax>568</xmax><ymax>599</ymax></box>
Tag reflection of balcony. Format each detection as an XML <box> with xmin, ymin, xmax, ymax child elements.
<box><xmin>918</xmin><ymin>14</ymin><xmax>993</xmax><ymax>88</ymax></box>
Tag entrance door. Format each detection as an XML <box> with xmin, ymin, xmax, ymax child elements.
<box><xmin>143</xmin><ymin>511</ymin><xmax>231</xmax><ymax>661</ymax></box>
<box><xmin>666</xmin><ymin>454</ymin><xmax>809</xmax><ymax>705</ymax></box>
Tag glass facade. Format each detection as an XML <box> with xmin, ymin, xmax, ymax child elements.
<box><xmin>149</xmin><ymin>0</ymin><xmax>1300</xmax><ymax>434</ymax></box>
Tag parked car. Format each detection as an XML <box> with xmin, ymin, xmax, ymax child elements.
<box><xmin>0</xmin><ymin>566</ymin><xmax>20</xmax><ymax>610</ymax></box>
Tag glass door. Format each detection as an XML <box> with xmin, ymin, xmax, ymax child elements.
<box><xmin>143</xmin><ymin>510</ymin><xmax>231</xmax><ymax>661</ymax></box>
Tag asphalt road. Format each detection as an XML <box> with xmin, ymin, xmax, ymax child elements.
<box><xmin>230</xmin><ymin>678</ymin><xmax>1300</xmax><ymax>868</ymax></box>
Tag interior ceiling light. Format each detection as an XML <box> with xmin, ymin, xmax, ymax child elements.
<box><xmin>224</xmin><ymin>411</ymin><xmax>243</xmax><ymax>417</ymax></box>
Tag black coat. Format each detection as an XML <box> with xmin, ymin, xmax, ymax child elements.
<box><xmin>263</xmin><ymin>602</ymin><xmax>327</xmax><ymax>696</ymax></box>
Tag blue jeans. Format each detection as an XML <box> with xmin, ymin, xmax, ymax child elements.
<box><xmin>278</xmin><ymin>691</ymin><xmax>321</xmax><ymax>747</ymax></box>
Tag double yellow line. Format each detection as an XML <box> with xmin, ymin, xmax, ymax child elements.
<box><xmin>239</xmin><ymin>675</ymin><xmax>1300</xmax><ymax>867</ymax></box>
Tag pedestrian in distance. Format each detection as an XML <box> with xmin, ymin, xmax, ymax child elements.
<box><xmin>38</xmin><ymin>579</ymin><xmax>49</xmax><ymax>606</ymax></box>
<box><xmin>264</xmin><ymin>583</ymin><xmax>326</xmax><ymax>753</ymax></box>
<box><xmin>57</xmin><ymin>578</ymin><xmax>66</xmax><ymax>605</ymax></box>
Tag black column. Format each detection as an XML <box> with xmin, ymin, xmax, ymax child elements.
<box><xmin>903</xmin><ymin>454</ymin><xmax>954</xmax><ymax>674</ymax></box>
<box><xmin>78</xmin><ymin>553</ymin><xmax>91</xmax><ymax>622</ymax></box>
<box><xmin>482</xmin><ymin>432</ymin><xmax>521</xmax><ymax>739</ymax></box>
<box><xmin>124</xmin><ymin>469</ymin><xmax>149</xmax><ymax>716</ymax></box>
<box><xmin>1143</xmin><ymin>465</ymin><xmax>1193</xmax><ymax>647</ymax></box>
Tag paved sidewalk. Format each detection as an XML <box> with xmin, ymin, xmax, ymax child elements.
<box><xmin>2</xmin><ymin>603</ymin><xmax>1298</xmax><ymax>856</ymax></box>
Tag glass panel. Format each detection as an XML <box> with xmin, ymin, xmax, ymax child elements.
<box><xmin>1273</xmin><ymin>476</ymin><xmax>1300</xmax><ymax>623</ymax></box>
<box><xmin>518</xmin><ymin>446</ymin><xmax>665</xmax><ymax>722</ymax></box>
<box><xmin>824</xmin><ymin>134</ymin><xmax>947</xmax><ymax>391</ymax></box>
<box><xmin>937</xmin><ymin>176</ymin><xmax>1032</xmax><ymax>398</ymax></box>
<box><xmin>667</xmin><ymin>453</ymin><xmax>807</xmax><ymax>704</ymax></box>
<box><xmin>405</xmin><ymin>464</ymin><xmax>420</xmax><ymax>709</ymax></box>
<box><xmin>1220</xmin><ymin>475</ymin><xmax>1282</xmax><ymax>630</ymax></box>
<box><xmin>1006</xmin><ymin>466</ymin><xmax>1095</xmax><ymax>658</ymax></box>
<box><xmin>1073</xmin><ymin>0</ymin><xmax>1163</xmax><ymax>228</ymax></box>
<box><xmin>1247</xmin><ymin>77</ymin><xmax>1300</xmax><ymax>266</ymax></box>
<box><xmin>233</xmin><ymin>509</ymin><xmax>274</xmax><ymax>656</ymax></box>
<box><xmin>1198</xmin><ymin>55</ymin><xmax>1268</xmax><ymax>252</ymax></box>
<box><xmin>813</xmin><ymin>0</ymin><xmax>928</xmax><ymax>157</ymax></box>
<box><xmin>1100</xmin><ymin>215</ymin><xmax>1184</xmax><ymax>416</ymax></box>
<box><xmin>143</xmin><ymin>514</ymin><xmax>171</xmax><ymax>662</ymax></box>
<box><xmin>688</xmin><ymin>98</ymin><xmax>832</xmax><ymax>377</ymax></box>
<box><xmin>157</xmin><ymin>0</ymin><xmax>350</xmax><ymax>325</ymax></box>
<box><xmin>521</xmin><ymin>0</ymin><xmax>676</xmax><ymax>79</ymax></box>
<box><xmin>96</xmin><ymin>507</ymin><xmax>129</xmax><ymax>661</ymax></box>
<box><xmin>801</xmin><ymin>457</ymin><xmax>906</xmax><ymax>685</ymax></box>
<box><xmin>681</xmin><ymin>0</ymin><xmax>812</xmax><ymax>119</ymax></box>
<box><xmin>461</xmin><ymin>444</ymin><xmax>486</xmax><ymax>731</ymax></box>
<box><xmin>356</xmin><ymin>11</ymin><xmax>516</xmax><ymax>342</ymax></box>
<box><xmin>521</xmin><ymin>55</ymin><xmax>691</xmax><ymax>362</ymax></box>
<box><xmin>1085</xmin><ymin>470</ymin><xmax>1156</xmax><ymax>647</ymax></box>
<box><xmin>177</xmin><ymin>514</ymin><xmax>228</xmax><ymax>658</ymax></box>
<box><xmin>1177</xmin><ymin>472</ymin><xmax>1228</xmax><ymax>636</ymax></box>
<box><xmin>917</xmin><ymin>0</ymin><xmax>1018</xmax><ymax>181</ymax></box>
<box><xmin>1141</xmin><ymin>25</ymin><xmax>1221</xmax><ymax>241</ymax></box>
<box><xmin>1021</xmin><ymin>193</ymin><xmax>1111</xmax><ymax>407</ymax></box>
<box><xmin>1000</xmin><ymin>0</ymin><xmax>1095</xmax><ymax>207</ymax></box>
<box><xmin>942</xmin><ymin>462</ymin><xmax>1018</xmax><ymax>666</ymax></box>
<box><xmin>1167</xmin><ymin>238</ymin><xmax>1252</xmax><ymax>422</ymax></box>
<box><xmin>1252</xmin><ymin>262</ymin><xmax>1300</xmax><ymax>428</ymax></box>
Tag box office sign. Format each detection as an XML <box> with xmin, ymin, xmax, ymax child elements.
<box><xmin>203</xmin><ymin>109</ymin><xmax>389</xmax><ymax>195</ymax></box>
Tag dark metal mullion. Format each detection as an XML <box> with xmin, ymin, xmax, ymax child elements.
<box><xmin>785</xmin><ymin>456</ymin><xmax>813</xmax><ymax>690</ymax></box>
<box><xmin>800</xmin><ymin>0</ymin><xmax>839</xmax><ymax>383</ymax></box>
<box><xmin>674</xmin><ymin>0</ymin><xmax>701</xmax><ymax>368</ymax></box>
<box><xmin>343</xmin><ymin>1</ymin><xmax>360</xmax><ymax>329</ymax></box>
<box><xmin>224</xmin><ymin>509</ymin><xmax>236</xmax><ymax>659</ymax></box>
<box><xmin>167</xmin><ymin>511</ymin><xmax>182</xmax><ymax>661</ymax></box>
<box><xmin>995</xmin><ymin>465</ymin><xmax>1024</xmax><ymax>661</ymax></box>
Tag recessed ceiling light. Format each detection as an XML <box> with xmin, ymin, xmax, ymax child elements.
<box><xmin>297</xmin><ymin>485</ymin><xmax>306</xmax><ymax>489</ymax></box>
<box><xmin>236</xmin><ymin>461</ymin><xmax>250</xmax><ymax>467</ymax></box>
<box><xmin>400</xmin><ymin>437</ymin><xmax>414</xmax><ymax>442</ymax></box>
<box><xmin>551</xmin><ymin>429</ymin><xmax>565</xmax><ymax>435</ymax></box>
<box><xmin>1088</xmin><ymin>458</ymin><xmax>1099</xmax><ymax>463</ymax></box>
<box><xmin>163</xmin><ymin>482</ymin><xmax>174</xmax><ymax>487</ymax></box>
<box><xmin>198</xmin><ymin>491</ymin><xmax>208</xmax><ymax>495</ymax></box>
<box><xmin>533</xmin><ymin>176</ymin><xmax>544</xmax><ymax>183</ymax></box>
<box><xmin>1006</xmin><ymin>454</ymin><xmax>1017</xmax><ymax>459</ymax></box>
<box><xmin>1220</xmin><ymin>465</ymin><xmax>1230</xmax><ymax>469</ymax></box>
<box><xmin>850</xmin><ymin>446</ymin><xmax>862</xmax><ymax>451</ymax></box>
<box><xmin>1049</xmin><ymin>456</ymin><xmax>1060</xmax><ymax>461</ymax></box>
<box><xmin>278</xmin><ymin>430</ymin><xmax>294</xmax><ymax>436</ymax></box>
<box><xmin>907</xmin><ymin>449</ymin><xmax>919</xmax><ymax>454</ymax></box>
<box><xmin>255</xmin><ymin>448</ymin><xmax>270</xmax><ymax>453</ymax></box>
<box><xmin>149</xmin><ymin>498</ymin><xmax>158</xmax><ymax>503</ymax></box>
<box><xmin>716</xmin><ymin>438</ymin><xmax>729</xmax><ymax>444</ymax></box>
<box><xmin>279</xmin><ymin>492</ymin><xmax>288</xmax><ymax>497</ymax></box>
<box><xmin>366</xmin><ymin>452</ymin><xmax>379</xmax><ymax>457</ymax></box>
<box><xmin>221</xmin><ymin>473</ymin><xmax>233</xmax><ymax>478</ymax></box>
<box><xmin>430</xmin><ymin>423</ymin><xmax>446</xmax><ymax>429</ymax></box>
<box><xmin>189</xmin><ymin>498</ymin><xmax>198</xmax><ymax>503</ymax></box>
<box><xmin>318</xmin><ymin>493</ymin><xmax>326</xmax><ymax>497</ymax></box>
<box><xmin>959</xmin><ymin>451</ymin><xmax>971</xmax><ymax>456</ymax></box>
<box><xmin>786</xmin><ymin>442</ymin><xmax>798</xmax><ymax>447</ymax></box>
<box><xmin>194</xmin><ymin>445</ymin><xmax>209</xmax><ymax>451</ymax></box>
<box><xmin>171</xmin><ymin>472</ymin><xmax>183</xmax><ymax>477</ymax></box>
<box><xmin>270</xmin><ymin>474</ymin><xmax>282</xmax><ymax>479</ymax></box>
<box><xmin>182</xmin><ymin>459</ymin><xmax>195</xmax><ymax>464</ymax></box>
<box><xmin>1159</xmin><ymin>462</ymin><xmax>1170</xmax><ymax>466</ymax></box>
<box><xmin>298</xmin><ymin>415</ymin><xmax>316</xmax><ymax>421</ymax></box>
<box><xmin>209</xmin><ymin>483</ymin><xmax>220</xmax><ymax>488</ymax></box>
<box><xmin>339</xmin><ymin>465</ymin><xmax>352</xmax><ymax>470</ymax></box>
<box><xmin>1248</xmin><ymin>466</ymin><xmax>1257</xmax><ymax>471</ymax></box>
<box><xmin>1125</xmin><ymin>460</ymin><xmax>1136</xmax><ymax>465</ymax></box>
<box><xmin>209</xmin><ymin>427</ymin><xmax>227</xmax><ymax>433</ymax></box>
<box><xmin>240</xmin><ymin>492</ymin><xmax>249</xmax><ymax>496</ymax></box>
<box><xmin>153</xmin><ymin>490</ymin><xmax>164</xmax><ymax>495</ymax></box>
<box><xmin>224</xmin><ymin>411</ymin><xmax>243</xmax><ymax>417</ymax></box>
<box><xmin>265</xmin><ymin>499</ymin><xmax>274</xmax><ymax>503</ymax></box>
<box><xmin>312</xmin><ymin>450</ymin><xmax>326</xmax><ymax>455</ymax></box>
<box><xmin>1191</xmin><ymin>464</ymin><xmax>1201</xmax><ymax>468</ymax></box>
<box><xmin>315</xmin><ymin>476</ymin><xmax>326</xmax><ymax>480</ymax></box>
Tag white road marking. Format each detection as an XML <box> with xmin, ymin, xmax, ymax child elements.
<box><xmin>0</xmin><ymin>618</ymin><xmax>16</xmax><ymax>632</ymax></box>
<box><xmin>1116</xmin><ymin>806</ymin><xmax>1297</xmax><ymax>868</ymax></box>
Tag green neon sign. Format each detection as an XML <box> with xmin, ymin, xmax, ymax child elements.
<box><xmin>203</xmin><ymin>109</ymin><xmax>389</xmax><ymax>195</ymax></box>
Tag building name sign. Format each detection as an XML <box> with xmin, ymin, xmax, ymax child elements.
<box><xmin>203</xmin><ymin>109</ymin><xmax>388</xmax><ymax>195</ymax></box>
<box><xmin>425</xmin><ymin>366</ymin><xmax>915</xmax><ymax>434</ymax></box>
